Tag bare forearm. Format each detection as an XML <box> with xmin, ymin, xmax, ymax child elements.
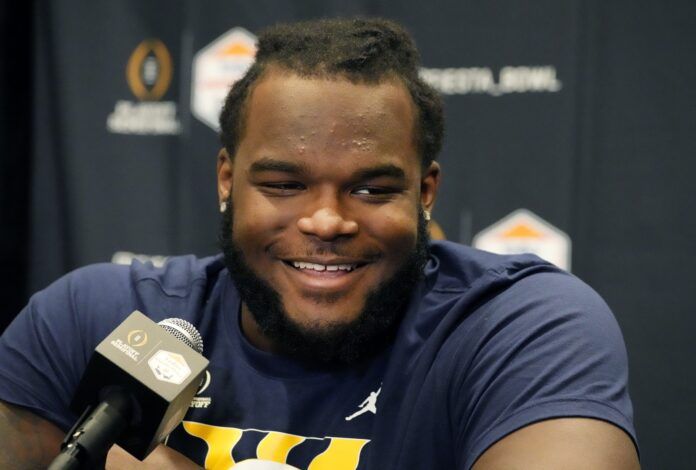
<box><xmin>472</xmin><ymin>418</ymin><xmax>640</xmax><ymax>470</ymax></box>
<box><xmin>0</xmin><ymin>401</ymin><xmax>64</xmax><ymax>469</ymax></box>
<box><xmin>106</xmin><ymin>444</ymin><xmax>203</xmax><ymax>469</ymax></box>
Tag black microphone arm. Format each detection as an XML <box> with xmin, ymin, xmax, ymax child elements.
<box><xmin>48</xmin><ymin>312</ymin><xmax>208</xmax><ymax>469</ymax></box>
<box><xmin>48</xmin><ymin>388</ymin><xmax>133</xmax><ymax>469</ymax></box>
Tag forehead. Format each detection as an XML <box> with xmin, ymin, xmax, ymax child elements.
<box><xmin>235</xmin><ymin>70</ymin><xmax>419</xmax><ymax>171</ymax></box>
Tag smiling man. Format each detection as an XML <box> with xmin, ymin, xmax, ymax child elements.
<box><xmin>218</xmin><ymin>68</ymin><xmax>436</xmax><ymax>366</ymax></box>
<box><xmin>0</xmin><ymin>18</ymin><xmax>638</xmax><ymax>469</ymax></box>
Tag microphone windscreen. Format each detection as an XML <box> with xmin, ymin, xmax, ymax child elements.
<box><xmin>158</xmin><ymin>318</ymin><xmax>204</xmax><ymax>354</ymax></box>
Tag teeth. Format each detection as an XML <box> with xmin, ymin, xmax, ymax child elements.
<box><xmin>291</xmin><ymin>261</ymin><xmax>356</xmax><ymax>272</ymax></box>
<box><xmin>308</xmin><ymin>263</ymin><xmax>325</xmax><ymax>271</ymax></box>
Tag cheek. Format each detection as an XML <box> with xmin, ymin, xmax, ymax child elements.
<box><xmin>231</xmin><ymin>193</ymin><xmax>297</xmax><ymax>251</ymax></box>
<box><xmin>367</xmin><ymin>209</ymin><xmax>419</xmax><ymax>257</ymax></box>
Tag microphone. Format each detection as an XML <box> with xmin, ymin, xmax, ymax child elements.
<box><xmin>48</xmin><ymin>311</ymin><xmax>209</xmax><ymax>469</ymax></box>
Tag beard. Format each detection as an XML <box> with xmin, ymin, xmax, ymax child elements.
<box><xmin>219</xmin><ymin>199</ymin><xmax>430</xmax><ymax>366</ymax></box>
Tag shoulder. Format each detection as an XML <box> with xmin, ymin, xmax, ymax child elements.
<box><xmin>426</xmin><ymin>240</ymin><xmax>560</xmax><ymax>294</ymax></box>
<box><xmin>425</xmin><ymin>242</ymin><xmax>608</xmax><ymax>322</ymax></box>
<box><xmin>459</xmin><ymin>268</ymin><xmax>626</xmax><ymax>386</ymax></box>
<box><xmin>126</xmin><ymin>254</ymin><xmax>226</xmax><ymax>299</ymax></box>
<box><xmin>426</xmin><ymin>242</ymin><xmax>625</xmax><ymax>377</ymax></box>
<box><xmin>40</xmin><ymin>253</ymin><xmax>224</xmax><ymax>303</ymax></box>
<box><xmin>80</xmin><ymin>253</ymin><xmax>224</xmax><ymax>289</ymax></box>
<box><xmin>411</xmin><ymin>241</ymin><xmax>572</xmax><ymax>349</ymax></box>
<box><xmin>30</xmin><ymin>254</ymin><xmax>226</xmax><ymax>344</ymax></box>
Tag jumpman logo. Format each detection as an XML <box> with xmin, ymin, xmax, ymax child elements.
<box><xmin>345</xmin><ymin>386</ymin><xmax>381</xmax><ymax>421</ymax></box>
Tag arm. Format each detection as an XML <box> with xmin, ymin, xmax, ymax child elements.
<box><xmin>0</xmin><ymin>400</ymin><xmax>64</xmax><ymax>469</ymax></box>
<box><xmin>472</xmin><ymin>418</ymin><xmax>639</xmax><ymax>470</ymax></box>
<box><xmin>106</xmin><ymin>445</ymin><xmax>202</xmax><ymax>469</ymax></box>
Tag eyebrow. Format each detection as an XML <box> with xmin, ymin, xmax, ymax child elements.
<box><xmin>353</xmin><ymin>164</ymin><xmax>406</xmax><ymax>181</ymax></box>
<box><xmin>249</xmin><ymin>158</ymin><xmax>310</xmax><ymax>176</ymax></box>
<box><xmin>248</xmin><ymin>158</ymin><xmax>406</xmax><ymax>181</ymax></box>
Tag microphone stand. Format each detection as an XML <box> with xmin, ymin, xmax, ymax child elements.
<box><xmin>48</xmin><ymin>389</ymin><xmax>133</xmax><ymax>469</ymax></box>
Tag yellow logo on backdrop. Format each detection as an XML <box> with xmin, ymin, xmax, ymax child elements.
<box><xmin>182</xmin><ymin>421</ymin><xmax>369</xmax><ymax>469</ymax></box>
<box><xmin>126</xmin><ymin>39</ymin><xmax>173</xmax><ymax>101</ymax></box>
<box><xmin>191</xmin><ymin>27</ymin><xmax>257</xmax><ymax>130</ymax></box>
<box><xmin>107</xmin><ymin>38</ymin><xmax>180</xmax><ymax>135</ymax></box>
<box><xmin>472</xmin><ymin>208</ymin><xmax>572</xmax><ymax>271</ymax></box>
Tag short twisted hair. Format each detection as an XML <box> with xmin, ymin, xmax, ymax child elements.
<box><xmin>219</xmin><ymin>17</ymin><xmax>444</xmax><ymax>169</ymax></box>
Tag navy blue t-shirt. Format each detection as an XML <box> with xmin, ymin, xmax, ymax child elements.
<box><xmin>0</xmin><ymin>241</ymin><xmax>636</xmax><ymax>469</ymax></box>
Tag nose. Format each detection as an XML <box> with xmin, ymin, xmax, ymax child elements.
<box><xmin>297</xmin><ymin>206</ymin><xmax>359</xmax><ymax>241</ymax></box>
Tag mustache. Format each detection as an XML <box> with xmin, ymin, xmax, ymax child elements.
<box><xmin>274</xmin><ymin>243</ymin><xmax>382</xmax><ymax>261</ymax></box>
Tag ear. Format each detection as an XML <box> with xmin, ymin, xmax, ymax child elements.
<box><xmin>420</xmin><ymin>161</ymin><xmax>441</xmax><ymax>215</ymax></box>
<box><xmin>217</xmin><ymin>148</ymin><xmax>233</xmax><ymax>203</ymax></box>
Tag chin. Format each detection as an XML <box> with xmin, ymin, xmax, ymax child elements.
<box><xmin>285</xmin><ymin>304</ymin><xmax>365</xmax><ymax>332</ymax></box>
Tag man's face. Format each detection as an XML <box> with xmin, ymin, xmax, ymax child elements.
<box><xmin>218</xmin><ymin>70</ymin><xmax>439</xmax><ymax>362</ymax></box>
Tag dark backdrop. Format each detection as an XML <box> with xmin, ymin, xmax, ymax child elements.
<box><xmin>1</xmin><ymin>1</ymin><xmax>694</xmax><ymax>467</ymax></box>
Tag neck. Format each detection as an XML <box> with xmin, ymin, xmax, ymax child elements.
<box><xmin>240</xmin><ymin>303</ymin><xmax>277</xmax><ymax>353</ymax></box>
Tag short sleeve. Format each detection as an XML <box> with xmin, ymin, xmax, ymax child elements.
<box><xmin>452</xmin><ymin>271</ymin><xmax>637</xmax><ymax>469</ymax></box>
<box><xmin>0</xmin><ymin>264</ymin><xmax>133</xmax><ymax>430</ymax></box>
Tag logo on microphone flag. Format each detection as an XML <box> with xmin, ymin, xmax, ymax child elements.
<box><xmin>148</xmin><ymin>350</ymin><xmax>192</xmax><ymax>385</ymax></box>
<box><xmin>127</xmin><ymin>329</ymin><xmax>148</xmax><ymax>347</ymax></box>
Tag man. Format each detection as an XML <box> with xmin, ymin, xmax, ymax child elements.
<box><xmin>0</xmin><ymin>18</ymin><xmax>638</xmax><ymax>469</ymax></box>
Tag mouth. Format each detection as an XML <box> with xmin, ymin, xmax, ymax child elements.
<box><xmin>280</xmin><ymin>258</ymin><xmax>372</xmax><ymax>290</ymax></box>
<box><xmin>285</xmin><ymin>260</ymin><xmax>362</xmax><ymax>273</ymax></box>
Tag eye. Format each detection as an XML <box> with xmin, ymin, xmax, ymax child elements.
<box><xmin>352</xmin><ymin>186</ymin><xmax>401</xmax><ymax>201</ymax></box>
<box><xmin>258</xmin><ymin>182</ymin><xmax>305</xmax><ymax>195</ymax></box>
